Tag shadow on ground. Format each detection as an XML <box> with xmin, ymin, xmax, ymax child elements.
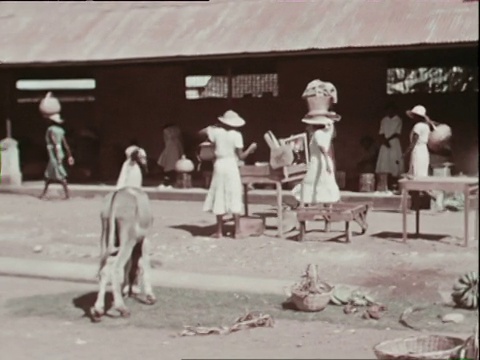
<box><xmin>371</xmin><ymin>231</ymin><xmax>449</xmax><ymax>242</ymax></box>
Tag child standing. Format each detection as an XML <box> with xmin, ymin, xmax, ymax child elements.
<box><xmin>199</xmin><ymin>110</ymin><xmax>257</xmax><ymax>238</ymax></box>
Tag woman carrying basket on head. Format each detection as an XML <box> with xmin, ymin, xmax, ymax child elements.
<box><xmin>199</xmin><ymin>110</ymin><xmax>257</xmax><ymax>239</ymax></box>
<box><xmin>38</xmin><ymin>92</ymin><xmax>75</xmax><ymax>200</ymax></box>
<box><xmin>292</xmin><ymin>79</ymin><xmax>341</xmax><ymax>206</ymax></box>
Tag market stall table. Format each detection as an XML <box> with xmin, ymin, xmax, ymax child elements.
<box><xmin>240</xmin><ymin>164</ymin><xmax>306</xmax><ymax>238</ymax></box>
<box><xmin>296</xmin><ymin>202</ymin><xmax>372</xmax><ymax>242</ymax></box>
<box><xmin>398</xmin><ymin>176</ymin><xmax>479</xmax><ymax>246</ymax></box>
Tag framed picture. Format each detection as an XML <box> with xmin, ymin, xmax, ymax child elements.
<box><xmin>280</xmin><ymin>132</ymin><xmax>310</xmax><ymax>165</ymax></box>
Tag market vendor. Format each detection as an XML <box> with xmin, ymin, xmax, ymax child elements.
<box><xmin>292</xmin><ymin>79</ymin><xmax>341</xmax><ymax>205</ymax></box>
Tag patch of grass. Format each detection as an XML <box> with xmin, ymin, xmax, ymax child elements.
<box><xmin>4</xmin><ymin>286</ymin><xmax>477</xmax><ymax>333</ymax></box>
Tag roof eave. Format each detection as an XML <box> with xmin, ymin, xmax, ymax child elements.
<box><xmin>0</xmin><ymin>42</ymin><xmax>477</xmax><ymax>69</ymax></box>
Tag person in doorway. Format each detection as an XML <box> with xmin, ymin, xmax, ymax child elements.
<box><xmin>357</xmin><ymin>135</ymin><xmax>379</xmax><ymax>174</ymax></box>
<box><xmin>199</xmin><ymin>110</ymin><xmax>257</xmax><ymax>239</ymax></box>
<box><xmin>39</xmin><ymin>113</ymin><xmax>75</xmax><ymax>200</ymax></box>
<box><xmin>375</xmin><ymin>102</ymin><xmax>404</xmax><ymax>188</ymax></box>
<box><xmin>292</xmin><ymin>114</ymin><xmax>341</xmax><ymax>205</ymax></box>
<box><xmin>157</xmin><ymin>123</ymin><xmax>184</xmax><ymax>188</ymax></box>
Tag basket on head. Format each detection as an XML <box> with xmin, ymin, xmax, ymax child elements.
<box><xmin>290</xmin><ymin>287</ymin><xmax>333</xmax><ymax>312</ymax></box>
<box><xmin>39</xmin><ymin>92</ymin><xmax>61</xmax><ymax>116</ymax></box>
<box><xmin>373</xmin><ymin>335</ymin><xmax>464</xmax><ymax>360</ymax></box>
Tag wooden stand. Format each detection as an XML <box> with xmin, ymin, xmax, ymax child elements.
<box><xmin>296</xmin><ymin>202</ymin><xmax>371</xmax><ymax>242</ymax></box>
<box><xmin>399</xmin><ymin>176</ymin><xmax>479</xmax><ymax>247</ymax></box>
<box><xmin>240</xmin><ymin>164</ymin><xmax>306</xmax><ymax>238</ymax></box>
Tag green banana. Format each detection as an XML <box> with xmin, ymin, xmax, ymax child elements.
<box><xmin>471</xmin><ymin>294</ymin><xmax>478</xmax><ymax>309</ymax></box>
<box><xmin>453</xmin><ymin>281</ymin><xmax>467</xmax><ymax>292</ymax></box>
<box><xmin>329</xmin><ymin>295</ymin><xmax>343</xmax><ymax>306</ymax></box>
<box><xmin>466</xmin><ymin>271</ymin><xmax>476</xmax><ymax>283</ymax></box>
<box><xmin>459</xmin><ymin>273</ymin><xmax>470</xmax><ymax>285</ymax></box>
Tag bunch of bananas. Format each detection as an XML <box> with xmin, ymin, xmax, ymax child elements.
<box><xmin>452</xmin><ymin>271</ymin><xmax>478</xmax><ymax>310</ymax></box>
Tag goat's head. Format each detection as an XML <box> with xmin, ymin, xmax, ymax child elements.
<box><xmin>126</xmin><ymin>146</ymin><xmax>148</xmax><ymax>174</ymax></box>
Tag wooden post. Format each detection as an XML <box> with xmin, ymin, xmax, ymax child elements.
<box><xmin>476</xmin><ymin>188</ymin><xmax>479</xmax><ymax>243</ymax></box>
<box><xmin>243</xmin><ymin>184</ymin><xmax>249</xmax><ymax>216</ymax></box>
<box><xmin>276</xmin><ymin>181</ymin><xmax>283</xmax><ymax>238</ymax></box>
<box><xmin>464</xmin><ymin>185</ymin><xmax>470</xmax><ymax>247</ymax></box>
<box><xmin>402</xmin><ymin>187</ymin><xmax>408</xmax><ymax>243</ymax></box>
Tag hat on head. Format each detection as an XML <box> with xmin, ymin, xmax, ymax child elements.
<box><xmin>218</xmin><ymin>110</ymin><xmax>245</xmax><ymax>128</ymax></box>
<box><xmin>406</xmin><ymin>105</ymin><xmax>427</xmax><ymax>119</ymax></box>
<box><xmin>48</xmin><ymin>113</ymin><xmax>64</xmax><ymax>124</ymax></box>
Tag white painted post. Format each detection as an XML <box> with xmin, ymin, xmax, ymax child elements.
<box><xmin>0</xmin><ymin>118</ymin><xmax>23</xmax><ymax>186</ymax></box>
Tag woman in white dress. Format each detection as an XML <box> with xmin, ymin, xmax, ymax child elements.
<box><xmin>292</xmin><ymin>115</ymin><xmax>340</xmax><ymax>205</ymax></box>
<box><xmin>199</xmin><ymin>110</ymin><xmax>257</xmax><ymax>239</ymax></box>
<box><xmin>403</xmin><ymin>105</ymin><xmax>433</xmax><ymax>177</ymax></box>
<box><xmin>375</xmin><ymin>103</ymin><xmax>404</xmax><ymax>184</ymax></box>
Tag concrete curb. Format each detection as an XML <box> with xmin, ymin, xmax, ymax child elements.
<box><xmin>0</xmin><ymin>256</ymin><xmax>294</xmax><ymax>296</ymax></box>
<box><xmin>0</xmin><ymin>183</ymin><xmax>406</xmax><ymax>209</ymax></box>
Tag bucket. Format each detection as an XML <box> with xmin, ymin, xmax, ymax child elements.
<box><xmin>238</xmin><ymin>216</ymin><xmax>265</xmax><ymax>237</ymax></box>
<box><xmin>432</xmin><ymin>164</ymin><xmax>452</xmax><ymax>177</ymax></box>
<box><xmin>359</xmin><ymin>173</ymin><xmax>375</xmax><ymax>192</ymax></box>
<box><xmin>376</xmin><ymin>173</ymin><xmax>389</xmax><ymax>192</ymax></box>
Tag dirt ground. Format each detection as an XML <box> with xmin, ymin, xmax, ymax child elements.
<box><xmin>0</xmin><ymin>276</ymin><xmax>472</xmax><ymax>360</ymax></box>
<box><xmin>0</xmin><ymin>193</ymin><xmax>478</xmax><ymax>359</ymax></box>
<box><xmin>0</xmin><ymin>193</ymin><xmax>478</xmax><ymax>300</ymax></box>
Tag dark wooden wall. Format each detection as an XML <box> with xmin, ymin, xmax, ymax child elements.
<box><xmin>4</xmin><ymin>46</ymin><xmax>478</xmax><ymax>183</ymax></box>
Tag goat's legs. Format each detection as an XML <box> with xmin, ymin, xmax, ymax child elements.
<box><xmin>110</xmin><ymin>234</ymin><xmax>136</xmax><ymax>317</ymax></box>
<box><xmin>91</xmin><ymin>257</ymin><xmax>113</xmax><ymax>321</ymax></box>
<box><xmin>139</xmin><ymin>237</ymin><xmax>156</xmax><ymax>304</ymax></box>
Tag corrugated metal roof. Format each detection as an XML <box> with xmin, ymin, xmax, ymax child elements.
<box><xmin>0</xmin><ymin>0</ymin><xmax>478</xmax><ymax>65</ymax></box>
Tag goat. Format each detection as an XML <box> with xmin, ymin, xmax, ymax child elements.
<box><xmin>115</xmin><ymin>145</ymin><xmax>149</xmax><ymax>296</ymax></box>
<box><xmin>116</xmin><ymin>146</ymin><xmax>148</xmax><ymax>189</ymax></box>
<box><xmin>90</xmin><ymin>187</ymin><xmax>156</xmax><ymax>322</ymax></box>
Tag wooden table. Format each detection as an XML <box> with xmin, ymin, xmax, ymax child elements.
<box><xmin>296</xmin><ymin>202</ymin><xmax>371</xmax><ymax>242</ymax></box>
<box><xmin>398</xmin><ymin>176</ymin><xmax>479</xmax><ymax>246</ymax></box>
<box><xmin>240</xmin><ymin>165</ymin><xmax>306</xmax><ymax>238</ymax></box>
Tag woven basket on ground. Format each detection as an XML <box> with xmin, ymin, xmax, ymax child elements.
<box><xmin>373</xmin><ymin>335</ymin><xmax>464</xmax><ymax>360</ymax></box>
<box><xmin>290</xmin><ymin>288</ymin><xmax>333</xmax><ymax>312</ymax></box>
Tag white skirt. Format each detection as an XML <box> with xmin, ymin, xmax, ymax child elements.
<box><xmin>375</xmin><ymin>138</ymin><xmax>404</xmax><ymax>177</ymax></box>
<box><xmin>203</xmin><ymin>157</ymin><xmax>243</xmax><ymax>215</ymax></box>
<box><xmin>410</xmin><ymin>144</ymin><xmax>430</xmax><ymax>177</ymax></box>
<box><xmin>292</xmin><ymin>154</ymin><xmax>340</xmax><ymax>204</ymax></box>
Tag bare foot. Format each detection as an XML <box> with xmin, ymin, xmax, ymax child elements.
<box><xmin>210</xmin><ymin>232</ymin><xmax>223</xmax><ymax>239</ymax></box>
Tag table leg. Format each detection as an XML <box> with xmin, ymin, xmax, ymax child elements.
<box><xmin>298</xmin><ymin>221</ymin><xmax>306</xmax><ymax>242</ymax></box>
<box><xmin>345</xmin><ymin>221</ymin><xmax>351</xmax><ymax>243</ymax></box>
<box><xmin>415</xmin><ymin>207</ymin><xmax>420</xmax><ymax>238</ymax></box>
<box><xmin>402</xmin><ymin>188</ymin><xmax>408</xmax><ymax>243</ymax></box>
<box><xmin>464</xmin><ymin>186</ymin><xmax>470</xmax><ymax>247</ymax></box>
<box><xmin>276</xmin><ymin>182</ymin><xmax>283</xmax><ymax>238</ymax></box>
<box><xmin>243</xmin><ymin>184</ymin><xmax>249</xmax><ymax>216</ymax></box>
<box><xmin>476</xmin><ymin>189</ymin><xmax>479</xmax><ymax>242</ymax></box>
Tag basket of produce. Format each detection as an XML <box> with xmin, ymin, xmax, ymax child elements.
<box><xmin>289</xmin><ymin>264</ymin><xmax>334</xmax><ymax>312</ymax></box>
<box><xmin>373</xmin><ymin>335</ymin><xmax>464</xmax><ymax>360</ymax></box>
<box><xmin>451</xmin><ymin>271</ymin><xmax>478</xmax><ymax>310</ymax></box>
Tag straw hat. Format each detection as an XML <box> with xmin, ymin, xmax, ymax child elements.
<box><xmin>218</xmin><ymin>110</ymin><xmax>245</xmax><ymax>128</ymax></box>
<box><xmin>48</xmin><ymin>113</ymin><xmax>64</xmax><ymax>124</ymax></box>
<box><xmin>406</xmin><ymin>105</ymin><xmax>427</xmax><ymax>119</ymax></box>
